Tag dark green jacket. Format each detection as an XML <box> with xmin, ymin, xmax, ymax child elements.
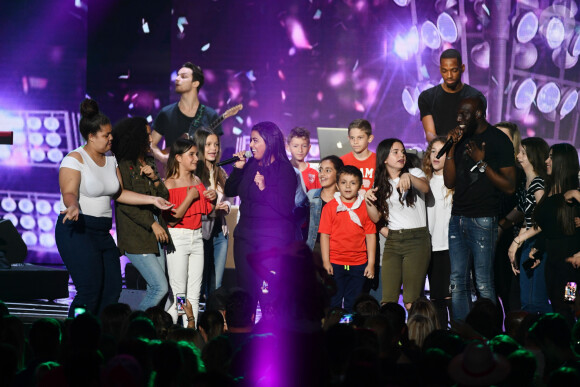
<box><xmin>115</xmin><ymin>157</ymin><xmax>170</xmax><ymax>255</ymax></box>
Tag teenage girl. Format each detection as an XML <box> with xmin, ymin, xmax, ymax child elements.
<box><xmin>164</xmin><ymin>138</ymin><xmax>216</xmax><ymax>326</ymax></box>
<box><xmin>423</xmin><ymin>137</ymin><xmax>453</xmax><ymax>328</ymax></box>
<box><xmin>192</xmin><ymin>129</ymin><xmax>232</xmax><ymax>298</ymax></box>
<box><xmin>365</xmin><ymin>138</ymin><xmax>430</xmax><ymax>310</ymax></box>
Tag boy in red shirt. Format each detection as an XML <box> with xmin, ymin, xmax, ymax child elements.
<box><xmin>341</xmin><ymin>119</ymin><xmax>376</xmax><ymax>191</ymax></box>
<box><xmin>319</xmin><ymin>165</ymin><xmax>376</xmax><ymax>311</ymax></box>
<box><xmin>287</xmin><ymin>127</ymin><xmax>321</xmax><ymax>191</ymax></box>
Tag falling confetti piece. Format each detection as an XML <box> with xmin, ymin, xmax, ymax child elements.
<box><xmin>142</xmin><ymin>19</ymin><xmax>150</xmax><ymax>34</ymax></box>
<box><xmin>354</xmin><ymin>101</ymin><xmax>365</xmax><ymax>112</ymax></box>
<box><xmin>177</xmin><ymin>17</ymin><xmax>188</xmax><ymax>33</ymax></box>
<box><xmin>236</xmin><ymin>116</ymin><xmax>243</xmax><ymax>124</ymax></box>
<box><xmin>278</xmin><ymin>70</ymin><xmax>285</xmax><ymax>80</ymax></box>
<box><xmin>123</xmin><ymin>94</ymin><xmax>130</xmax><ymax>102</ymax></box>
<box><xmin>286</xmin><ymin>17</ymin><xmax>312</xmax><ymax>49</ymax></box>
<box><xmin>281</xmin><ymin>90</ymin><xmax>286</xmax><ymax>101</ymax></box>
<box><xmin>288</xmin><ymin>47</ymin><xmax>296</xmax><ymax>56</ymax></box>
<box><xmin>317</xmin><ymin>91</ymin><xmax>324</xmax><ymax>101</ymax></box>
<box><xmin>313</xmin><ymin>9</ymin><xmax>322</xmax><ymax>20</ymax></box>
<box><xmin>233</xmin><ymin>127</ymin><xmax>242</xmax><ymax>135</ymax></box>
<box><xmin>352</xmin><ymin>60</ymin><xmax>359</xmax><ymax>72</ymax></box>
<box><xmin>128</xmin><ymin>103</ymin><xmax>134</xmax><ymax>109</ymax></box>
<box><xmin>246</xmin><ymin>70</ymin><xmax>256</xmax><ymax>82</ymax></box>
<box><xmin>201</xmin><ymin>43</ymin><xmax>210</xmax><ymax>52</ymax></box>
<box><xmin>146</xmin><ymin>115</ymin><xmax>153</xmax><ymax>123</ymax></box>
<box><xmin>118</xmin><ymin>70</ymin><xmax>130</xmax><ymax>80</ymax></box>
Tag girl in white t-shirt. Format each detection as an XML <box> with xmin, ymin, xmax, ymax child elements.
<box><xmin>423</xmin><ymin>137</ymin><xmax>453</xmax><ymax>328</ymax></box>
<box><xmin>365</xmin><ymin>138</ymin><xmax>430</xmax><ymax>310</ymax></box>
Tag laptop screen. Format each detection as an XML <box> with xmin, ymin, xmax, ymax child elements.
<box><xmin>316</xmin><ymin>127</ymin><xmax>349</xmax><ymax>159</ymax></box>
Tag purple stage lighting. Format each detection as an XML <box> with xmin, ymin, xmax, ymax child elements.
<box><xmin>514</xmin><ymin>43</ymin><xmax>538</xmax><ymax>69</ymax></box>
<box><xmin>437</xmin><ymin>12</ymin><xmax>459</xmax><ymax>43</ymax></box>
<box><xmin>559</xmin><ymin>89</ymin><xmax>578</xmax><ymax>118</ymax></box>
<box><xmin>536</xmin><ymin>82</ymin><xmax>561</xmax><ymax>113</ymax></box>
<box><xmin>542</xmin><ymin>17</ymin><xmax>566</xmax><ymax>49</ymax></box>
<box><xmin>516</xmin><ymin>12</ymin><xmax>539</xmax><ymax>43</ymax></box>
<box><xmin>514</xmin><ymin>78</ymin><xmax>537</xmax><ymax>110</ymax></box>
<box><xmin>421</xmin><ymin>21</ymin><xmax>441</xmax><ymax>50</ymax></box>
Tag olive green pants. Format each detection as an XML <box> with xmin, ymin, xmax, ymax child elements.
<box><xmin>381</xmin><ymin>227</ymin><xmax>431</xmax><ymax>305</ymax></box>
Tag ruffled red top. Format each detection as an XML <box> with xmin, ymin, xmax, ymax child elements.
<box><xmin>166</xmin><ymin>184</ymin><xmax>212</xmax><ymax>230</ymax></box>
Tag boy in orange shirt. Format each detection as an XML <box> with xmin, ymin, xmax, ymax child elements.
<box><xmin>319</xmin><ymin>165</ymin><xmax>376</xmax><ymax>311</ymax></box>
<box><xmin>287</xmin><ymin>127</ymin><xmax>321</xmax><ymax>191</ymax></box>
<box><xmin>341</xmin><ymin>119</ymin><xmax>376</xmax><ymax>191</ymax></box>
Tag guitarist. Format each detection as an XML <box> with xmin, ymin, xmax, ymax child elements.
<box><xmin>151</xmin><ymin>62</ymin><xmax>223</xmax><ymax>166</ymax></box>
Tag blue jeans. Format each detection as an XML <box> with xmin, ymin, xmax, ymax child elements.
<box><xmin>125</xmin><ymin>243</ymin><xmax>168</xmax><ymax>311</ymax></box>
<box><xmin>519</xmin><ymin>237</ymin><xmax>551</xmax><ymax>313</ymax></box>
<box><xmin>449</xmin><ymin>215</ymin><xmax>497</xmax><ymax>321</ymax></box>
<box><xmin>55</xmin><ymin>214</ymin><xmax>121</xmax><ymax>318</ymax></box>
<box><xmin>331</xmin><ymin>263</ymin><xmax>366</xmax><ymax>312</ymax></box>
<box><xmin>202</xmin><ymin>231</ymin><xmax>229</xmax><ymax>296</ymax></box>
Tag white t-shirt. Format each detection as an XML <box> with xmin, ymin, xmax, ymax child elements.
<box><xmin>386</xmin><ymin>168</ymin><xmax>427</xmax><ymax>230</ymax></box>
<box><xmin>426</xmin><ymin>174</ymin><xmax>452</xmax><ymax>251</ymax></box>
<box><xmin>59</xmin><ymin>147</ymin><xmax>120</xmax><ymax>218</ymax></box>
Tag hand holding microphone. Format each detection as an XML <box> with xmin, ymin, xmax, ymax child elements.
<box><xmin>436</xmin><ymin>125</ymin><xmax>466</xmax><ymax>159</ymax></box>
<box><xmin>218</xmin><ymin>150</ymin><xmax>253</xmax><ymax>167</ymax></box>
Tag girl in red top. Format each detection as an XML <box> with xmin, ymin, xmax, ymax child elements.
<box><xmin>164</xmin><ymin>138</ymin><xmax>216</xmax><ymax>326</ymax></box>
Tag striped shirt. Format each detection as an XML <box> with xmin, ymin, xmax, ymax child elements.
<box><xmin>516</xmin><ymin>176</ymin><xmax>544</xmax><ymax>229</ymax></box>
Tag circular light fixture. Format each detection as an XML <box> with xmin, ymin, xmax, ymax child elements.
<box><xmin>20</xmin><ymin>215</ymin><xmax>36</xmax><ymax>230</ymax></box>
<box><xmin>36</xmin><ymin>200</ymin><xmax>52</xmax><ymax>215</ymax></box>
<box><xmin>40</xmin><ymin>233</ymin><xmax>56</xmax><ymax>248</ymax></box>
<box><xmin>47</xmin><ymin>149</ymin><xmax>63</xmax><ymax>163</ymax></box>
<box><xmin>53</xmin><ymin>201</ymin><xmax>61</xmax><ymax>215</ymax></box>
<box><xmin>536</xmin><ymin>82</ymin><xmax>561</xmax><ymax>113</ymax></box>
<box><xmin>543</xmin><ymin>17</ymin><xmax>566</xmax><ymax>49</ymax></box>
<box><xmin>27</xmin><ymin>117</ymin><xmax>42</xmax><ymax>130</ymax></box>
<box><xmin>401</xmin><ymin>87</ymin><xmax>419</xmax><ymax>115</ymax></box>
<box><xmin>514</xmin><ymin>42</ymin><xmax>538</xmax><ymax>69</ymax></box>
<box><xmin>38</xmin><ymin>216</ymin><xmax>54</xmax><ymax>232</ymax></box>
<box><xmin>3</xmin><ymin>213</ymin><xmax>18</xmax><ymax>227</ymax></box>
<box><xmin>0</xmin><ymin>145</ymin><xmax>10</xmax><ymax>161</ymax></box>
<box><xmin>393</xmin><ymin>0</ymin><xmax>411</xmax><ymax>6</ymax></box>
<box><xmin>28</xmin><ymin>132</ymin><xmax>44</xmax><ymax>146</ymax></box>
<box><xmin>437</xmin><ymin>12</ymin><xmax>459</xmax><ymax>43</ymax></box>
<box><xmin>19</xmin><ymin>199</ymin><xmax>34</xmax><ymax>213</ymax></box>
<box><xmin>45</xmin><ymin>133</ymin><xmax>62</xmax><ymax>147</ymax></box>
<box><xmin>43</xmin><ymin>117</ymin><xmax>60</xmax><ymax>131</ymax></box>
<box><xmin>552</xmin><ymin>47</ymin><xmax>578</xmax><ymax>69</ymax></box>
<box><xmin>22</xmin><ymin>231</ymin><xmax>37</xmax><ymax>246</ymax></box>
<box><xmin>516</xmin><ymin>11</ymin><xmax>539</xmax><ymax>43</ymax></box>
<box><xmin>471</xmin><ymin>41</ymin><xmax>490</xmax><ymax>69</ymax></box>
<box><xmin>559</xmin><ymin>88</ymin><xmax>578</xmax><ymax>118</ymax></box>
<box><xmin>1</xmin><ymin>197</ymin><xmax>17</xmax><ymax>212</ymax></box>
<box><xmin>568</xmin><ymin>32</ymin><xmax>580</xmax><ymax>56</ymax></box>
<box><xmin>514</xmin><ymin>78</ymin><xmax>538</xmax><ymax>110</ymax></box>
<box><xmin>421</xmin><ymin>21</ymin><xmax>441</xmax><ymax>49</ymax></box>
<box><xmin>30</xmin><ymin>149</ymin><xmax>46</xmax><ymax>163</ymax></box>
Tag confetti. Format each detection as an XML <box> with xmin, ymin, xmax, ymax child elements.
<box><xmin>232</xmin><ymin>127</ymin><xmax>242</xmax><ymax>135</ymax></box>
<box><xmin>118</xmin><ymin>70</ymin><xmax>130</xmax><ymax>80</ymax></box>
<box><xmin>317</xmin><ymin>91</ymin><xmax>324</xmax><ymax>101</ymax></box>
<box><xmin>281</xmin><ymin>90</ymin><xmax>286</xmax><ymax>101</ymax></box>
<box><xmin>352</xmin><ymin>59</ymin><xmax>359</xmax><ymax>72</ymax></box>
<box><xmin>201</xmin><ymin>43</ymin><xmax>211</xmax><ymax>52</ymax></box>
<box><xmin>146</xmin><ymin>115</ymin><xmax>153</xmax><ymax>123</ymax></box>
<box><xmin>288</xmin><ymin>47</ymin><xmax>297</xmax><ymax>56</ymax></box>
<box><xmin>142</xmin><ymin>19</ymin><xmax>150</xmax><ymax>34</ymax></box>
<box><xmin>246</xmin><ymin>70</ymin><xmax>257</xmax><ymax>82</ymax></box>
<box><xmin>128</xmin><ymin>103</ymin><xmax>134</xmax><ymax>110</ymax></box>
<box><xmin>286</xmin><ymin>17</ymin><xmax>312</xmax><ymax>49</ymax></box>
<box><xmin>236</xmin><ymin>116</ymin><xmax>244</xmax><ymax>124</ymax></box>
<box><xmin>354</xmin><ymin>101</ymin><xmax>365</xmax><ymax>112</ymax></box>
<box><xmin>177</xmin><ymin>17</ymin><xmax>188</xmax><ymax>33</ymax></box>
<box><xmin>313</xmin><ymin>9</ymin><xmax>322</xmax><ymax>20</ymax></box>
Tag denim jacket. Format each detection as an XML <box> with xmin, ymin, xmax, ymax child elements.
<box><xmin>306</xmin><ymin>188</ymin><xmax>323</xmax><ymax>250</ymax></box>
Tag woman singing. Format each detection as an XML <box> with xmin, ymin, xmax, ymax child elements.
<box><xmin>55</xmin><ymin>99</ymin><xmax>172</xmax><ymax>317</ymax></box>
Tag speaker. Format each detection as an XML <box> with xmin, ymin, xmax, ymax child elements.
<box><xmin>0</xmin><ymin>219</ymin><xmax>27</xmax><ymax>269</ymax></box>
<box><xmin>124</xmin><ymin>263</ymin><xmax>147</xmax><ymax>290</ymax></box>
<box><xmin>119</xmin><ymin>289</ymin><xmax>147</xmax><ymax>311</ymax></box>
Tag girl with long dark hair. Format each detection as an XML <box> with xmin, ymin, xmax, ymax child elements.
<box><xmin>192</xmin><ymin>128</ymin><xmax>232</xmax><ymax>297</ymax></box>
<box><xmin>365</xmin><ymin>138</ymin><xmax>430</xmax><ymax>310</ymax></box>
<box><xmin>112</xmin><ymin>117</ymin><xmax>170</xmax><ymax>311</ymax></box>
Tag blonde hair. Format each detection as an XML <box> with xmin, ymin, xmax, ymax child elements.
<box><xmin>422</xmin><ymin>137</ymin><xmax>453</xmax><ymax>200</ymax></box>
<box><xmin>408</xmin><ymin>314</ymin><xmax>436</xmax><ymax>348</ymax></box>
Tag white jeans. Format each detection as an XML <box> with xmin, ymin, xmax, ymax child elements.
<box><xmin>166</xmin><ymin>227</ymin><xmax>204</xmax><ymax>326</ymax></box>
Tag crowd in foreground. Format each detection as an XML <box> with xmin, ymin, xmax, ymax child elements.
<box><xmin>3</xmin><ymin>242</ymin><xmax>580</xmax><ymax>387</ymax></box>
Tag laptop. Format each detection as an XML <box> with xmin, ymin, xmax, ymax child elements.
<box><xmin>317</xmin><ymin>127</ymin><xmax>350</xmax><ymax>159</ymax></box>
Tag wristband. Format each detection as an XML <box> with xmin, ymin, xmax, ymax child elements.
<box><xmin>151</xmin><ymin>178</ymin><xmax>160</xmax><ymax>183</ymax></box>
<box><xmin>513</xmin><ymin>239</ymin><xmax>521</xmax><ymax>246</ymax></box>
<box><xmin>187</xmin><ymin>316</ymin><xmax>194</xmax><ymax>322</ymax></box>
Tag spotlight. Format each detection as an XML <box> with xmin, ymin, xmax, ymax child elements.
<box><xmin>393</xmin><ymin>0</ymin><xmax>411</xmax><ymax>6</ymax></box>
<box><xmin>30</xmin><ymin>149</ymin><xmax>46</xmax><ymax>162</ymax></box>
<box><xmin>45</xmin><ymin>133</ymin><xmax>62</xmax><ymax>147</ymax></box>
<box><xmin>471</xmin><ymin>41</ymin><xmax>490</xmax><ymax>69</ymax></box>
<box><xmin>40</xmin><ymin>233</ymin><xmax>56</xmax><ymax>248</ymax></box>
<box><xmin>437</xmin><ymin>12</ymin><xmax>460</xmax><ymax>43</ymax></box>
<box><xmin>540</xmin><ymin>17</ymin><xmax>566</xmax><ymax>49</ymax></box>
<box><xmin>435</xmin><ymin>0</ymin><xmax>458</xmax><ymax>14</ymax></box>
<box><xmin>18</xmin><ymin>198</ymin><xmax>34</xmax><ymax>213</ymax></box>
<box><xmin>28</xmin><ymin>132</ymin><xmax>44</xmax><ymax>146</ymax></box>
<box><xmin>20</xmin><ymin>215</ymin><xmax>36</xmax><ymax>230</ymax></box>
<box><xmin>1</xmin><ymin>197</ymin><xmax>17</xmax><ymax>212</ymax></box>
<box><xmin>43</xmin><ymin>117</ymin><xmax>60</xmax><ymax>131</ymax></box>
<box><xmin>513</xmin><ymin>78</ymin><xmax>537</xmax><ymax>110</ymax></box>
<box><xmin>515</xmin><ymin>11</ymin><xmax>539</xmax><ymax>43</ymax></box>
<box><xmin>568</xmin><ymin>31</ymin><xmax>580</xmax><ymax>56</ymax></box>
<box><xmin>22</xmin><ymin>231</ymin><xmax>37</xmax><ymax>246</ymax></box>
<box><xmin>536</xmin><ymin>82</ymin><xmax>561</xmax><ymax>113</ymax></box>
<box><xmin>514</xmin><ymin>43</ymin><xmax>538</xmax><ymax>69</ymax></box>
<box><xmin>421</xmin><ymin>21</ymin><xmax>441</xmax><ymax>50</ymax></box>
<box><xmin>38</xmin><ymin>216</ymin><xmax>54</xmax><ymax>232</ymax></box>
<box><xmin>402</xmin><ymin>86</ymin><xmax>419</xmax><ymax>115</ymax></box>
<box><xmin>3</xmin><ymin>213</ymin><xmax>18</xmax><ymax>227</ymax></box>
<box><xmin>36</xmin><ymin>200</ymin><xmax>52</xmax><ymax>215</ymax></box>
<box><xmin>27</xmin><ymin>117</ymin><xmax>42</xmax><ymax>130</ymax></box>
<box><xmin>552</xmin><ymin>47</ymin><xmax>578</xmax><ymax>69</ymax></box>
<box><xmin>0</xmin><ymin>146</ymin><xmax>10</xmax><ymax>161</ymax></box>
<box><xmin>47</xmin><ymin>149</ymin><xmax>63</xmax><ymax>163</ymax></box>
<box><xmin>558</xmin><ymin>88</ymin><xmax>578</xmax><ymax>118</ymax></box>
<box><xmin>53</xmin><ymin>201</ymin><xmax>61</xmax><ymax>215</ymax></box>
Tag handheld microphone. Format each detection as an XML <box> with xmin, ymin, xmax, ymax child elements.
<box><xmin>436</xmin><ymin>125</ymin><xmax>465</xmax><ymax>159</ymax></box>
<box><xmin>217</xmin><ymin>151</ymin><xmax>253</xmax><ymax>167</ymax></box>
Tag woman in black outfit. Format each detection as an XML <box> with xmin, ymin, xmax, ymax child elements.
<box><xmin>510</xmin><ymin>143</ymin><xmax>580</xmax><ymax>325</ymax></box>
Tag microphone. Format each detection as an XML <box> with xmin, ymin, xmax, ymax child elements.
<box><xmin>436</xmin><ymin>125</ymin><xmax>465</xmax><ymax>159</ymax></box>
<box><xmin>217</xmin><ymin>151</ymin><xmax>253</xmax><ymax>167</ymax></box>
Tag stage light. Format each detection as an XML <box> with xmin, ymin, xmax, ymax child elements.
<box><xmin>514</xmin><ymin>43</ymin><xmax>538</xmax><ymax>69</ymax></box>
<box><xmin>402</xmin><ymin>86</ymin><xmax>419</xmax><ymax>115</ymax></box>
<box><xmin>421</xmin><ymin>21</ymin><xmax>441</xmax><ymax>49</ymax></box>
<box><xmin>13</xmin><ymin>117</ymin><xmax>25</xmax><ymax>131</ymax></box>
<box><xmin>28</xmin><ymin>132</ymin><xmax>44</xmax><ymax>146</ymax></box>
<box><xmin>13</xmin><ymin>131</ymin><xmax>26</xmax><ymax>146</ymax></box>
<box><xmin>3</xmin><ymin>214</ymin><xmax>18</xmax><ymax>227</ymax></box>
<box><xmin>471</xmin><ymin>41</ymin><xmax>490</xmax><ymax>69</ymax></box>
<box><xmin>40</xmin><ymin>233</ymin><xmax>56</xmax><ymax>248</ymax></box>
<box><xmin>36</xmin><ymin>200</ymin><xmax>52</xmax><ymax>215</ymax></box>
<box><xmin>559</xmin><ymin>88</ymin><xmax>578</xmax><ymax>118</ymax></box>
<box><xmin>22</xmin><ymin>231</ymin><xmax>37</xmax><ymax>246</ymax></box>
<box><xmin>1</xmin><ymin>197</ymin><xmax>17</xmax><ymax>212</ymax></box>
<box><xmin>394</xmin><ymin>27</ymin><xmax>419</xmax><ymax>60</ymax></box>
<box><xmin>20</xmin><ymin>215</ymin><xmax>36</xmax><ymax>230</ymax></box>
<box><xmin>43</xmin><ymin>117</ymin><xmax>60</xmax><ymax>131</ymax></box>
<box><xmin>437</xmin><ymin>12</ymin><xmax>460</xmax><ymax>43</ymax></box>
<box><xmin>536</xmin><ymin>82</ymin><xmax>561</xmax><ymax>113</ymax></box>
<box><xmin>53</xmin><ymin>201</ymin><xmax>61</xmax><ymax>215</ymax></box>
<box><xmin>515</xmin><ymin>11</ymin><xmax>539</xmax><ymax>43</ymax></box>
<box><xmin>47</xmin><ymin>149</ymin><xmax>63</xmax><ymax>163</ymax></box>
<box><xmin>514</xmin><ymin>78</ymin><xmax>537</xmax><ymax>110</ymax></box>
<box><xmin>18</xmin><ymin>199</ymin><xmax>34</xmax><ymax>213</ymax></box>
<box><xmin>552</xmin><ymin>47</ymin><xmax>578</xmax><ymax>69</ymax></box>
<box><xmin>569</xmin><ymin>31</ymin><xmax>580</xmax><ymax>56</ymax></box>
<box><xmin>541</xmin><ymin>17</ymin><xmax>566</xmax><ymax>49</ymax></box>
<box><xmin>393</xmin><ymin>0</ymin><xmax>411</xmax><ymax>6</ymax></box>
<box><xmin>38</xmin><ymin>216</ymin><xmax>53</xmax><ymax>232</ymax></box>
<box><xmin>46</xmin><ymin>133</ymin><xmax>62</xmax><ymax>147</ymax></box>
<box><xmin>435</xmin><ymin>0</ymin><xmax>458</xmax><ymax>13</ymax></box>
<box><xmin>0</xmin><ymin>146</ymin><xmax>9</xmax><ymax>161</ymax></box>
<box><xmin>30</xmin><ymin>149</ymin><xmax>46</xmax><ymax>163</ymax></box>
<box><xmin>27</xmin><ymin>117</ymin><xmax>42</xmax><ymax>130</ymax></box>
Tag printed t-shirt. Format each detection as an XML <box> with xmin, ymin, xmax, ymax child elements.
<box><xmin>301</xmin><ymin>164</ymin><xmax>321</xmax><ymax>191</ymax></box>
<box><xmin>341</xmin><ymin>152</ymin><xmax>376</xmax><ymax>191</ymax></box>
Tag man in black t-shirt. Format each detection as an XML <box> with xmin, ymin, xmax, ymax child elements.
<box><xmin>418</xmin><ymin>49</ymin><xmax>486</xmax><ymax>142</ymax></box>
<box><xmin>151</xmin><ymin>62</ymin><xmax>223</xmax><ymax>165</ymax></box>
<box><xmin>442</xmin><ymin>97</ymin><xmax>515</xmax><ymax>321</ymax></box>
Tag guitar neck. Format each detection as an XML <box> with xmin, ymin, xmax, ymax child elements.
<box><xmin>208</xmin><ymin>114</ymin><xmax>226</xmax><ymax>132</ymax></box>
